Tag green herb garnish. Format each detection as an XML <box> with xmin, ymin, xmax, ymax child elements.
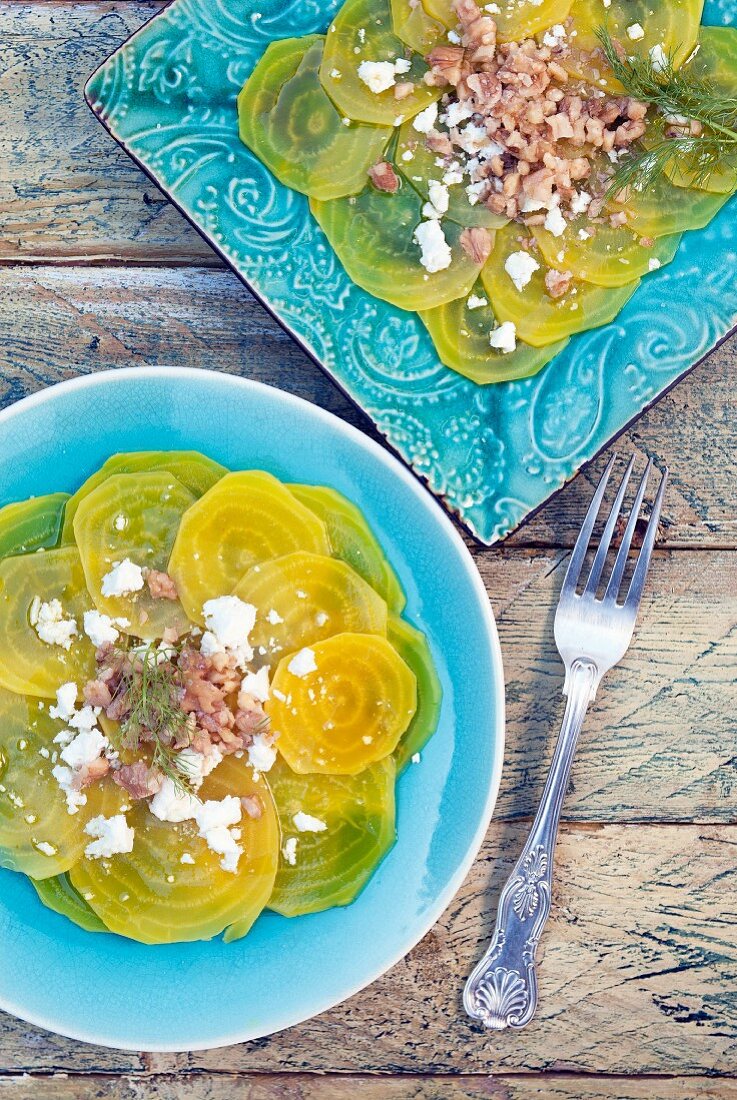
<box><xmin>596</xmin><ymin>27</ymin><xmax>737</xmax><ymax>194</ymax></box>
<box><xmin>116</xmin><ymin>643</ymin><xmax>196</xmax><ymax>795</ymax></box>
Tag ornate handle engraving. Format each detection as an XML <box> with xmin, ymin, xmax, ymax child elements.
<box><xmin>464</xmin><ymin>658</ymin><xmax>598</xmax><ymax>1030</ymax></box>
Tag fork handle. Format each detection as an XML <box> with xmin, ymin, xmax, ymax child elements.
<box><xmin>463</xmin><ymin>657</ymin><xmax>599</xmax><ymax>1030</ymax></box>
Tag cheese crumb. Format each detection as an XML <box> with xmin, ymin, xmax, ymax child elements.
<box><xmin>467</xmin><ymin>293</ymin><xmax>488</xmax><ymax>310</ymax></box>
<box><xmin>412</xmin><ymin>101</ymin><xmax>438</xmax><ymax>134</ymax></box>
<box><xmin>504</xmin><ymin>251</ymin><xmax>540</xmax><ymax>291</ymax></box>
<box><xmin>60</xmin><ymin>728</ymin><xmax>108</xmax><ymax>771</ymax></box>
<box><xmin>543</xmin><ymin>205</ymin><xmax>567</xmax><ymax>237</ymax></box>
<box><xmin>288</xmin><ymin>647</ymin><xmax>318</xmax><ymax>677</ymax></box>
<box><xmin>30</xmin><ymin>598</ymin><xmax>78</xmax><ymax>650</ymax></box>
<box><xmin>427</xmin><ymin>180</ymin><xmax>450</xmax><ymax>216</ymax></box>
<box><xmin>266</xmin><ymin>608</ymin><xmax>283</xmax><ymax>625</ymax></box>
<box><xmin>569</xmin><ymin>190</ymin><xmax>592</xmax><ymax>216</ymax></box>
<box><xmin>543</xmin><ymin>24</ymin><xmax>567</xmax><ymax>47</ymax></box>
<box><xmin>649</xmin><ymin>43</ymin><xmax>668</xmax><ymax>72</ymax></box>
<box><xmin>414</xmin><ymin>219</ymin><xmax>452</xmax><ymax>273</ymax></box>
<box><xmin>357</xmin><ymin>58</ymin><xmax>410</xmax><ymax>94</ymax></box>
<box><xmin>200</xmin><ymin>595</ymin><xmax>257</xmax><ymax>669</ymax></box>
<box><xmin>195</xmin><ymin>797</ymin><xmax>243</xmax><ymax>873</ymax></box>
<box><xmin>84</xmin><ymin>814</ymin><xmax>135</xmax><ymax>860</ymax></box>
<box><xmin>51</xmin><ymin>765</ymin><xmax>87</xmax><ymax>815</ymax></box>
<box><xmin>648</xmin><ymin>257</ymin><xmax>662</xmax><ymax>271</ymax></box>
<box><xmin>49</xmin><ymin>682</ymin><xmax>78</xmax><ymax>722</ymax></box>
<box><xmin>293</xmin><ymin>811</ymin><xmax>328</xmax><ymax>833</ymax></box>
<box><xmin>181</xmin><ymin>853</ymin><xmax>195</xmax><ymax>865</ymax></box>
<box><xmin>101</xmin><ymin>559</ymin><xmax>144</xmax><ymax>598</ymax></box>
<box><xmin>241</xmin><ymin>666</ymin><xmax>271</xmax><ymax>703</ymax></box>
<box><xmin>36</xmin><ymin>841</ymin><xmax>57</xmax><ymax>857</ymax></box>
<box><xmin>489</xmin><ymin>321</ymin><xmax>517</xmax><ymax>354</ymax></box>
<box><xmin>626</xmin><ymin>22</ymin><xmax>645</xmax><ymax>40</ymax></box>
<box><xmin>83</xmin><ymin>609</ymin><xmax>129</xmax><ymax>648</ymax></box>
<box><xmin>248</xmin><ymin>732</ymin><xmax>277</xmax><ymax>774</ymax></box>
<box><xmin>282</xmin><ymin>837</ymin><xmax>298</xmax><ymax>865</ymax></box>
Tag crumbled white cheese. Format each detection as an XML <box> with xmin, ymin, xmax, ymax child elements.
<box><xmin>357</xmin><ymin>57</ymin><xmax>410</xmax><ymax>94</ymax></box>
<box><xmin>414</xmin><ymin>219</ymin><xmax>452</xmax><ymax>273</ymax></box>
<box><xmin>60</xmin><ymin>728</ymin><xmax>108</xmax><ymax>771</ymax></box>
<box><xmin>201</xmin><ymin>595</ymin><xmax>257</xmax><ymax>669</ymax></box>
<box><xmin>329</xmin><ymin>67</ymin><xmax>341</xmax><ymax>79</ymax></box>
<box><xmin>455</xmin><ymin>122</ymin><xmax>490</xmax><ymax>155</ymax></box>
<box><xmin>288</xmin><ymin>647</ymin><xmax>318</xmax><ymax>677</ymax></box>
<box><xmin>489</xmin><ymin>321</ymin><xmax>517</xmax><ymax>354</ymax></box>
<box><xmin>484</xmin><ymin>2</ymin><xmax>500</xmax><ymax>11</ymax></box>
<box><xmin>442</xmin><ymin>165</ymin><xmax>464</xmax><ymax>186</ymax></box>
<box><xmin>247</xmin><ymin>733</ymin><xmax>277</xmax><ymax>774</ymax></box>
<box><xmin>83</xmin><ymin>609</ymin><xmax>129</xmax><ymax>648</ymax></box>
<box><xmin>569</xmin><ymin>190</ymin><xmax>592</xmax><ymax>216</ymax></box>
<box><xmin>504</xmin><ymin>251</ymin><xmax>540</xmax><ymax>291</ymax></box>
<box><xmin>114</xmin><ymin>514</ymin><xmax>127</xmax><ymax>532</ymax></box>
<box><xmin>177</xmin><ymin>746</ymin><xmax>223</xmax><ymax>791</ymax></box>
<box><xmin>626</xmin><ymin>22</ymin><xmax>645</xmax><ymax>40</ymax></box>
<box><xmin>467</xmin><ymin>293</ymin><xmax>488</xmax><ymax>310</ymax></box>
<box><xmin>649</xmin><ymin>43</ymin><xmax>668</xmax><ymax>72</ymax></box>
<box><xmin>293</xmin><ymin>811</ymin><xmax>328</xmax><ymax>833</ymax></box>
<box><xmin>101</xmin><ymin>559</ymin><xmax>144</xmax><ymax>598</ymax></box>
<box><xmin>578</xmin><ymin>227</ymin><xmax>593</xmax><ymax>240</ymax></box>
<box><xmin>68</xmin><ymin>705</ymin><xmax>101</xmax><ymax>735</ymax></box>
<box><xmin>427</xmin><ymin>180</ymin><xmax>450</xmax><ymax>216</ymax></box>
<box><xmin>401</xmin><ymin>149</ymin><xmax>415</xmax><ymax>162</ymax></box>
<box><xmin>195</xmin><ymin>797</ymin><xmax>243</xmax><ymax>873</ymax></box>
<box><xmin>84</xmin><ymin>814</ymin><xmax>135</xmax><ymax>860</ymax></box>
<box><xmin>282</xmin><ymin>837</ymin><xmax>298</xmax><ymax>865</ymax></box>
<box><xmin>36</xmin><ymin>841</ymin><xmax>57</xmax><ymax>857</ymax></box>
<box><xmin>443</xmin><ymin>99</ymin><xmax>474</xmax><ymax>128</ymax></box>
<box><xmin>411</xmin><ymin>752</ymin><xmax>422</xmax><ymax>764</ymax></box>
<box><xmin>49</xmin><ymin>682</ymin><xmax>78</xmax><ymax>722</ymax></box>
<box><xmin>51</xmin><ymin>764</ymin><xmax>87</xmax><ymax>814</ymax></box>
<box><xmin>30</xmin><ymin>598</ymin><xmax>78</xmax><ymax>650</ymax></box>
<box><xmin>150</xmin><ymin>778</ymin><xmax>200</xmax><ymax>823</ymax></box>
<box><xmin>181</xmin><ymin>853</ymin><xmax>195</xmax><ymax>865</ymax></box>
<box><xmin>412</xmin><ymin>101</ymin><xmax>438</xmax><ymax>134</ymax></box>
<box><xmin>266</xmin><ymin>608</ymin><xmax>283</xmax><ymax>625</ymax></box>
<box><xmin>543</xmin><ymin>24</ymin><xmax>567</xmax><ymax>47</ymax></box>
<box><xmin>465</xmin><ymin>181</ymin><xmax>487</xmax><ymax>206</ymax></box>
<box><xmin>447</xmin><ymin>28</ymin><xmax>461</xmax><ymax>44</ymax></box>
<box><xmin>544</xmin><ymin>205</ymin><xmax>567</xmax><ymax>237</ymax></box>
<box><xmin>315</xmin><ymin>611</ymin><xmax>329</xmax><ymax>627</ymax></box>
<box><xmin>241</xmin><ymin>666</ymin><xmax>271</xmax><ymax>703</ymax></box>
<box><xmin>648</xmin><ymin>257</ymin><xmax>662</xmax><ymax>271</ymax></box>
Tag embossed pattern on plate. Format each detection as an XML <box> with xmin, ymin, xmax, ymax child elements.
<box><xmin>85</xmin><ymin>0</ymin><xmax>737</xmax><ymax>544</ymax></box>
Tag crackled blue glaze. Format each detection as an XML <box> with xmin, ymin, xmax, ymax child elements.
<box><xmin>0</xmin><ymin>368</ymin><xmax>504</xmax><ymax>1050</ymax></box>
<box><xmin>85</xmin><ymin>0</ymin><xmax>736</xmax><ymax>543</ymax></box>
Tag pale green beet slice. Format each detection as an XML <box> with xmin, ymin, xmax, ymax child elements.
<box><xmin>607</xmin><ymin>168</ymin><xmax>730</xmax><ymax>238</ymax></box>
<box><xmin>531</xmin><ymin>222</ymin><xmax>682</xmax><ymax>288</ymax></box>
<box><xmin>31</xmin><ymin>873</ymin><xmax>109</xmax><ymax>933</ymax></box>
<box><xmin>62</xmin><ymin>450</ymin><xmax>225</xmax><ymax>544</ymax></box>
<box><xmin>320</xmin><ymin>0</ymin><xmax>441</xmax><ymax>126</ymax></box>
<box><xmin>288</xmin><ymin>483</ymin><xmax>406</xmax><ymax>613</ymax></box>
<box><xmin>420</xmin><ymin>281</ymin><xmax>568</xmax><ymax>383</ymax></box>
<box><xmin>389</xmin><ymin>615</ymin><xmax>442</xmax><ymax>773</ymax></box>
<box><xmin>311</xmin><ymin>181</ymin><xmax>486</xmax><ymax>311</ymax></box>
<box><xmin>0</xmin><ymin>493</ymin><xmax>69</xmax><ymax>561</ymax></box>
<box><xmin>481</xmin><ymin>225</ymin><xmax>639</xmax><ymax>348</ymax></box>
<box><xmin>396</xmin><ymin>119</ymin><xmax>510</xmax><ymax>230</ymax></box>
<box><xmin>239</xmin><ymin>36</ymin><xmax>392</xmax><ymax>200</ymax></box>
<box><xmin>267</xmin><ymin>754</ymin><xmax>396</xmax><ymax>916</ymax></box>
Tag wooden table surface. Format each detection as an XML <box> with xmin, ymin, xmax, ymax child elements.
<box><xmin>2</xmin><ymin>4</ymin><xmax>736</xmax><ymax>1098</ymax></box>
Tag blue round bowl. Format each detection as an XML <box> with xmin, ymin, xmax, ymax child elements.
<box><xmin>0</xmin><ymin>367</ymin><xmax>504</xmax><ymax>1051</ymax></box>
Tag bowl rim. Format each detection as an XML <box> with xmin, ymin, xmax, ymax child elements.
<box><xmin>0</xmin><ymin>366</ymin><xmax>506</xmax><ymax>1051</ymax></box>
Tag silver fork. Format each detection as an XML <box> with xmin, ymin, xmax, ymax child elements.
<box><xmin>463</xmin><ymin>454</ymin><xmax>668</xmax><ymax>1031</ymax></box>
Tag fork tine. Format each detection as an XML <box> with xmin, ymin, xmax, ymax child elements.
<box><xmin>623</xmin><ymin>467</ymin><xmax>668</xmax><ymax>610</ymax></box>
<box><xmin>560</xmin><ymin>454</ymin><xmax>617</xmax><ymax>597</ymax></box>
<box><xmin>582</xmin><ymin>454</ymin><xmax>635</xmax><ymax>597</ymax></box>
<box><xmin>604</xmin><ymin>458</ymin><xmax>653</xmax><ymax>602</ymax></box>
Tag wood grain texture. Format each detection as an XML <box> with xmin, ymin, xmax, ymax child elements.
<box><xmin>0</xmin><ymin>1075</ymin><xmax>736</xmax><ymax>1099</ymax></box>
<box><xmin>1</xmin><ymin>823</ymin><xmax>734</xmax><ymax>1075</ymax></box>
<box><xmin>1</xmin><ymin>265</ymin><xmax>736</xmax><ymax>549</ymax></box>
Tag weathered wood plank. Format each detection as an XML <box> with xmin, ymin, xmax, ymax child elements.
<box><xmin>0</xmin><ymin>3</ymin><xmax>212</xmax><ymax>265</ymax></box>
<box><xmin>1</xmin><ymin>265</ymin><xmax>736</xmax><ymax>549</ymax></box>
<box><xmin>0</xmin><ymin>1074</ymin><xmax>735</xmax><ymax>1099</ymax></box>
<box><xmin>1</xmin><ymin>823</ymin><xmax>735</xmax><ymax>1074</ymax></box>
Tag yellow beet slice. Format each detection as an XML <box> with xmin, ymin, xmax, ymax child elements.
<box><xmin>233</xmin><ymin>550</ymin><xmax>388</xmax><ymax>664</ymax></box>
<box><xmin>0</xmin><ymin>494</ymin><xmax>69</xmax><ymax>561</ymax></box>
<box><xmin>73</xmin><ymin>471</ymin><xmax>196</xmax><ymax>640</ymax></box>
<box><xmin>531</xmin><ymin>222</ymin><xmax>681</xmax><ymax>287</ymax></box>
<box><xmin>320</xmin><ymin>0</ymin><xmax>441</xmax><ymax>126</ymax></box>
<box><xmin>267</xmin><ymin>754</ymin><xmax>396</xmax><ymax>916</ymax></box>
<box><xmin>61</xmin><ymin>450</ymin><xmax>225</xmax><ymax>544</ymax></box>
<box><xmin>388</xmin><ymin>615</ymin><xmax>442</xmax><ymax>772</ymax></box>
<box><xmin>481</xmin><ymin>225</ymin><xmax>639</xmax><ymax>347</ymax></box>
<box><xmin>423</xmin><ymin>0</ymin><xmax>572</xmax><ymax>42</ymax></box>
<box><xmin>0</xmin><ymin>547</ymin><xmax>96</xmax><ymax>697</ymax></box>
<box><xmin>311</xmin><ymin>182</ymin><xmax>487</xmax><ymax>311</ymax></box>
<box><xmin>288</xmin><ymin>484</ymin><xmax>406</xmax><ymax>612</ymax></box>
<box><xmin>606</xmin><ymin>169</ymin><xmax>730</xmax><ymax>238</ymax></box>
<box><xmin>169</xmin><ymin>471</ymin><xmax>331</xmax><ymax>624</ymax></box>
<box><xmin>70</xmin><ymin>755</ymin><xmax>280</xmax><ymax>945</ymax></box>
<box><xmin>268</xmin><ymin>632</ymin><xmax>417</xmax><ymax>775</ymax></box>
<box><xmin>0</xmin><ymin>688</ymin><xmax>123</xmax><ymax>879</ymax></box>
<box><xmin>419</xmin><ymin>280</ymin><xmax>568</xmax><ymax>382</ymax></box>
<box><xmin>391</xmin><ymin>0</ymin><xmax>444</xmax><ymax>53</ymax></box>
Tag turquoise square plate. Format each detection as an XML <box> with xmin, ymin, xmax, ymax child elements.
<box><xmin>84</xmin><ymin>0</ymin><xmax>737</xmax><ymax>544</ymax></box>
<box><xmin>0</xmin><ymin>367</ymin><xmax>504</xmax><ymax>1050</ymax></box>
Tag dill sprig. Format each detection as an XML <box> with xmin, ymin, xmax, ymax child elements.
<box><xmin>116</xmin><ymin>643</ymin><xmax>196</xmax><ymax>795</ymax></box>
<box><xmin>595</xmin><ymin>27</ymin><xmax>737</xmax><ymax>195</ymax></box>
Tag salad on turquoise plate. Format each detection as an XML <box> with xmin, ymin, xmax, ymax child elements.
<box><xmin>85</xmin><ymin>0</ymin><xmax>737</xmax><ymax>544</ymax></box>
<box><xmin>0</xmin><ymin>367</ymin><xmax>504</xmax><ymax>1050</ymax></box>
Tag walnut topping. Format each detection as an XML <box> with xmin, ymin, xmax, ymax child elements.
<box><xmin>460</xmin><ymin>226</ymin><xmax>493</xmax><ymax>264</ymax></box>
<box><xmin>544</xmin><ymin>268</ymin><xmax>574</xmax><ymax>299</ymax></box>
<box><xmin>368</xmin><ymin>160</ymin><xmax>400</xmax><ymax>193</ymax></box>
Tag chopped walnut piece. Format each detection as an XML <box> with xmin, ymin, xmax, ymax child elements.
<box><xmin>368</xmin><ymin>160</ymin><xmax>400</xmax><ymax>193</ymax></box>
<box><xmin>544</xmin><ymin>268</ymin><xmax>574</xmax><ymax>299</ymax></box>
<box><xmin>460</xmin><ymin>226</ymin><xmax>493</xmax><ymax>265</ymax></box>
<box><xmin>114</xmin><ymin>761</ymin><xmax>163</xmax><ymax>800</ymax></box>
<box><xmin>426</xmin><ymin>44</ymin><xmax>469</xmax><ymax>87</ymax></box>
<box><xmin>394</xmin><ymin>81</ymin><xmax>415</xmax><ymax>100</ymax></box>
<box><xmin>146</xmin><ymin>570</ymin><xmax>179</xmax><ymax>601</ymax></box>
